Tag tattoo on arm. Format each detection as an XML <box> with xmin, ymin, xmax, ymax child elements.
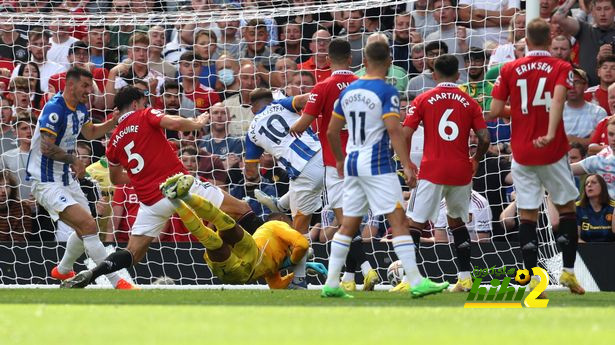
<box><xmin>473</xmin><ymin>128</ymin><xmax>491</xmax><ymax>162</ymax></box>
<box><xmin>40</xmin><ymin>132</ymin><xmax>76</xmax><ymax>164</ymax></box>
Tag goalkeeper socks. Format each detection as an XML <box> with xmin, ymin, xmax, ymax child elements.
<box><xmin>82</xmin><ymin>234</ymin><xmax>121</xmax><ymax>286</ymax></box>
<box><xmin>184</xmin><ymin>194</ymin><xmax>236</xmax><ymax>231</ymax></box>
<box><xmin>345</xmin><ymin>237</ymin><xmax>362</xmax><ymax>274</ymax></box>
<box><xmin>451</xmin><ymin>225</ymin><xmax>472</xmax><ymax>274</ymax></box>
<box><xmin>90</xmin><ymin>249</ymin><xmax>133</xmax><ymax>282</ymax></box>
<box><xmin>392</xmin><ymin>235</ymin><xmax>422</xmax><ymax>287</ymax></box>
<box><xmin>409</xmin><ymin>227</ymin><xmax>423</xmax><ymax>263</ymax></box>
<box><xmin>360</xmin><ymin>261</ymin><xmax>372</xmax><ymax>277</ymax></box>
<box><xmin>292</xmin><ymin>234</ymin><xmax>309</xmax><ymax>280</ymax></box>
<box><xmin>341</xmin><ymin>272</ymin><xmax>355</xmax><ymax>283</ymax></box>
<box><xmin>519</xmin><ymin>220</ymin><xmax>538</xmax><ymax>270</ymax></box>
<box><xmin>58</xmin><ymin>231</ymin><xmax>85</xmax><ymax>274</ymax></box>
<box><xmin>325</xmin><ymin>233</ymin><xmax>352</xmax><ymax>288</ymax></box>
<box><xmin>238</xmin><ymin>211</ymin><xmax>264</xmax><ymax>235</ymax></box>
<box><xmin>173</xmin><ymin>200</ymin><xmax>223</xmax><ymax>249</ymax></box>
<box><xmin>558</xmin><ymin>212</ymin><xmax>578</xmax><ymax>270</ymax></box>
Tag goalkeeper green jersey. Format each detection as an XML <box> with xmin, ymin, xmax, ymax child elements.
<box><xmin>458</xmin><ymin>80</ymin><xmax>494</xmax><ymax>114</ymax></box>
<box><xmin>355</xmin><ymin>65</ymin><xmax>408</xmax><ymax>93</ymax></box>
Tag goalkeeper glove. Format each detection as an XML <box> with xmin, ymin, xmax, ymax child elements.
<box><xmin>306</xmin><ymin>262</ymin><xmax>328</xmax><ymax>276</ymax></box>
<box><xmin>280</xmin><ymin>256</ymin><xmax>293</xmax><ymax>270</ymax></box>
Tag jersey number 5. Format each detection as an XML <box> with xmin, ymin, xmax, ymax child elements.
<box><xmin>124</xmin><ymin>141</ymin><xmax>145</xmax><ymax>174</ymax></box>
<box><xmin>516</xmin><ymin>78</ymin><xmax>551</xmax><ymax>115</ymax></box>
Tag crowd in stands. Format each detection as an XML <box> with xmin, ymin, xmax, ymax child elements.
<box><xmin>0</xmin><ymin>0</ymin><xmax>614</xmax><ymax>244</ymax></box>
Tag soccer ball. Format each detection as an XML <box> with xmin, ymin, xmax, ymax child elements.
<box><xmin>387</xmin><ymin>260</ymin><xmax>404</xmax><ymax>287</ymax></box>
<box><xmin>515</xmin><ymin>269</ymin><xmax>531</xmax><ymax>286</ymax></box>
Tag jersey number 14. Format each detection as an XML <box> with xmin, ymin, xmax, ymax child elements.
<box><xmin>516</xmin><ymin>78</ymin><xmax>551</xmax><ymax>115</ymax></box>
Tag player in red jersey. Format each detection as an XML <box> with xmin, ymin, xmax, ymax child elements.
<box><xmin>490</xmin><ymin>18</ymin><xmax>584</xmax><ymax>295</ymax></box>
<box><xmin>403</xmin><ymin>54</ymin><xmax>490</xmax><ymax>293</ymax></box>
<box><xmin>61</xmin><ymin>86</ymin><xmax>263</xmax><ymax>288</ymax></box>
<box><xmin>288</xmin><ymin>38</ymin><xmax>379</xmax><ymax>291</ymax></box>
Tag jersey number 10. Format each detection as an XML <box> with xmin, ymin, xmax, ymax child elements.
<box><xmin>258</xmin><ymin>115</ymin><xmax>289</xmax><ymax>144</ymax></box>
<box><xmin>515</xmin><ymin>77</ymin><xmax>551</xmax><ymax>115</ymax></box>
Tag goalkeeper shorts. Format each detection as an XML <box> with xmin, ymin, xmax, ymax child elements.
<box><xmin>204</xmin><ymin>229</ymin><xmax>260</xmax><ymax>284</ymax></box>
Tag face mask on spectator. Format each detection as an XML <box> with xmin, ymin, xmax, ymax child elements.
<box><xmin>218</xmin><ymin>69</ymin><xmax>235</xmax><ymax>86</ymax></box>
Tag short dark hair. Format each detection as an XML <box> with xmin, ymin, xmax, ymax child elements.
<box><xmin>365</xmin><ymin>41</ymin><xmax>390</xmax><ymax>64</ymax></box>
<box><xmin>249</xmin><ymin>88</ymin><xmax>273</xmax><ymax>104</ymax></box>
<box><xmin>526</xmin><ymin>18</ymin><xmax>551</xmax><ymax>47</ymax></box>
<box><xmin>179</xmin><ymin>51</ymin><xmax>203</xmax><ymax>63</ymax></box>
<box><xmin>464</xmin><ymin>47</ymin><xmax>486</xmax><ymax>62</ymax></box>
<box><xmin>68</xmin><ymin>41</ymin><xmax>89</xmax><ymax>56</ymax></box>
<box><xmin>181</xmin><ymin>146</ymin><xmax>198</xmax><ymax>157</ymax></box>
<box><xmin>114</xmin><ymin>86</ymin><xmax>145</xmax><ymax>111</ymax></box>
<box><xmin>425</xmin><ymin>40</ymin><xmax>449</xmax><ymax>54</ymax></box>
<box><xmin>569</xmin><ymin>142</ymin><xmax>587</xmax><ymax>158</ymax></box>
<box><xmin>434</xmin><ymin>0</ymin><xmax>458</xmax><ymax>7</ymax></box>
<box><xmin>66</xmin><ymin>66</ymin><xmax>93</xmax><ymax>82</ymax></box>
<box><xmin>247</xmin><ymin>18</ymin><xmax>267</xmax><ymax>30</ymax></box>
<box><xmin>161</xmin><ymin>80</ymin><xmax>180</xmax><ymax>94</ymax></box>
<box><xmin>591</xmin><ymin>0</ymin><xmax>615</xmax><ymax>8</ymax></box>
<box><xmin>434</xmin><ymin>54</ymin><xmax>459</xmax><ymax>77</ymax></box>
<box><xmin>598</xmin><ymin>54</ymin><xmax>615</xmax><ymax>67</ymax></box>
<box><xmin>328</xmin><ymin>39</ymin><xmax>351</xmax><ymax>64</ymax></box>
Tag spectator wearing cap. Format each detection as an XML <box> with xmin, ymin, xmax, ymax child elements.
<box><xmin>407</xmin><ymin>40</ymin><xmax>451</xmax><ymax>100</ymax></box>
<box><xmin>585</xmin><ymin>54</ymin><xmax>615</xmax><ymax>114</ymax></box>
<box><xmin>553</xmin><ymin>0</ymin><xmax>615</xmax><ymax>86</ymax></box>
<box><xmin>148</xmin><ymin>25</ymin><xmax>178</xmax><ymax>79</ymax></box>
<box><xmin>564</xmin><ymin>68</ymin><xmax>607</xmax><ymax>147</ymax></box>
<box><xmin>298</xmin><ymin>29</ymin><xmax>332</xmax><ymax>82</ymax></box>
<box><xmin>0</xmin><ymin>4</ymin><xmax>29</xmax><ymax>64</ymax></box>
<box><xmin>12</xmin><ymin>27</ymin><xmax>65</xmax><ymax>92</ymax></box>
<box><xmin>177</xmin><ymin>51</ymin><xmax>220</xmax><ymax>118</ymax></box>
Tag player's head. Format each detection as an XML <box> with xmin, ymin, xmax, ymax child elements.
<box><xmin>525</xmin><ymin>18</ymin><xmax>551</xmax><ymax>50</ymax></box>
<box><xmin>433</xmin><ymin>54</ymin><xmax>459</xmax><ymax>82</ymax></box>
<box><xmin>249</xmin><ymin>88</ymin><xmax>274</xmax><ymax>114</ymax></box>
<box><xmin>608</xmin><ymin>116</ymin><xmax>615</xmax><ymax>150</ymax></box>
<box><xmin>328</xmin><ymin>38</ymin><xmax>351</xmax><ymax>67</ymax></box>
<box><xmin>114</xmin><ymin>85</ymin><xmax>147</xmax><ymax>113</ymax></box>
<box><xmin>266</xmin><ymin>212</ymin><xmax>292</xmax><ymax>225</ymax></box>
<box><xmin>363</xmin><ymin>40</ymin><xmax>391</xmax><ymax>75</ymax></box>
<box><xmin>65</xmin><ymin>66</ymin><xmax>93</xmax><ymax>104</ymax></box>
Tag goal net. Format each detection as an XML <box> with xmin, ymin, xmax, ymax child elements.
<box><xmin>0</xmin><ymin>0</ymin><xmax>565</xmax><ymax>288</ymax></box>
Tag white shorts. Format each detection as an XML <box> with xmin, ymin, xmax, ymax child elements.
<box><xmin>406</xmin><ymin>180</ymin><xmax>472</xmax><ymax>223</ymax></box>
<box><xmin>343</xmin><ymin>173</ymin><xmax>403</xmax><ymax>217</ymax></box>
<box><xmin>512</xmin><ymin>155</ymin><xmax>579</xmax><ymax>210</ymax></box>
<box><xmin>289</xmin><ymin>152</ymin><xmax>324</xmax><ymax>216</ymax></box>
<box><xmin>324</xmin><ymin>166</ymin><xmax>343</xmax><ymax>209</ymax></box>
<box><xmin>132</xmin><ymin>178</ymin><xmax>225</xmax><ymax>237</ymax></box>
<box><xmin>31</xmin><ymin>179</ymin><xmax>89</xmax><ymax>222</ymax></box>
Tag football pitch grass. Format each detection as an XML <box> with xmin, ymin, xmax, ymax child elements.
<box><xmin>0</xmin><ymin>289</ymin><xmax>613</xmax><ymax>345</ymax></box>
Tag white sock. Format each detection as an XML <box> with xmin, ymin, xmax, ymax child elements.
<box><xmin>563</xmin><ymin>267</ymin><xmax>574</xmax><ymax>274</ymax></box>
<box><xmin>360</xmin><ymin>261</ymin><xmax>372</xmax><ymax>276</ymax></box>
<box><xmin>278</xmin><ymin>193</ymin><xmax>290</xmax><ymax>211</ymax></box>
<box><xmin>57</xmin><ymin>232</ymin><xmax>85</xmax><ymax>274</ymax></box>
<box><xmin>392</xmin><ymin>235</ymin><xmax>422</xmax><ymax>287</ymax></box>
<box><xmin>401</xmin><ymin>276</ymin><xmax>408</xmax><ymax>283</ymax></box>
<box><xmin>341</xmin><ymin>272</ymin><xmax>355</xmax><ymax>283</ymax></box>
<box><xmin>324</xmin><ymin>233</ymin><xmax>352</xmax><ymax>288</ymax></box>
<box><xmin>292</xmin><ymin>234</ymin><xmax>310</xmax><ymax>281</ymax></box>
<box><xmin>459</xmin><ymin>271</ymin><xmax>471</xmax><ymax>280</ymax></box>
<box><xmin>82</xmin><ymin>234</ymin><xmax>122</xmax><ymax>286</ymax></box>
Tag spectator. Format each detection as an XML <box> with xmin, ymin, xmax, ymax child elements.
<box><xmin>584</xmin><ymin>55</ymin><xmax>615</xmax><ymax>114</ymax></box>
<box><xmin>576</xmin><ymin>174</ymin><xmax>615</xmax><ymax>242</ymax></box>
<box><xmin>569</xmin><ymin>142</ymin><xmax>588</xmax><ymax>191</ymax></box>
<box><xmin>0</xmin><ymin>9</ymin><xmax>29</xmax><ymax>64</ymax></box>
<box><xmin>0</xmin><ymin>169</ymin><xmax>31</xmax><ymax>242</ymax></box>
<box><xmin>485</xmin><ymin>38</ymin><xmax>526</xmax><ymax>82</ymax></box>
<box><xmin>458</xmin><ymin>0</ymin><xmax>520</xmax><ymax>48</ymax></box>
<box><xmin>391</xmin><ymin>12</ymin><xmax>413</xmax><ymax>73</ymax></box>
<box><xmin>433</xmin><ymin>190</ymin><xmax>492</xmax><ymax>242</ymax></box>
<box><xmin>552</xmin><ymin>0</ymin><xmax>615</xmax><ymax>86</ymax></box>
<box><xmin>148</xmin><ymin>25</ymin><xmax>178</xmax><ymax>79</ymax></box>
<box><xmin>199</xmin><ymin>102</ymin><xmax>244</xmax><ymax>159</ymax></box>
<box><xmin>340</xmin><ymin>10</ymin><xmax>368</xmax><ymax>70</ymax></box>
<box><xmin>0</xmin><ymin>111</ymin><xmax>34</xmax><ymax>201</ymax></box>
<box><xmin>158</xmin><ymin>80</ymin><xmax>181</xmax><ymax>116</ymax></box>
<box><xmin>214</xmin><ymin>54</ymin><xmax>241</xmax><ymax>98</ymax></box>
<box><xmin>212</xmin><ymin>17</ymin><xmax>241</xmax><ymax>60</ymax></box>
<box><xmin>0</xmin><ymin>99</ymin><xmax>14</xmax><ymax>152</ymax></box>
<box><xmin>355</xmin><ymin>33</ymin><xmax>409</xmax><ymax>93</ymax></box>
<box><xmin>275</xmin><ymin>22</ymin><xmax>310</xmax><ymax>64</ymax></box>
<box><xmin>239</xmin><ymin>19</ymin><xmax>280</xmax><ymax>73</ymax></box>
<box><xmin>107</xmin><ymin>0</ymin><xmax>149</xmax><ymax>60</ymax></box>
<box><xmin>164</xmin><ymin>22</ymin><xmax>198</xmax><ymax>65</ymax></box>
<box><xmin>407</xmin><ymin>40</ymin><xmax>449</xmax><ymax>100</ymax></box>
<box><xmin>589</xmin><ymin>83</ymin><xmax>615</xmax><ymax>155</ymax></box>
<box><xmin>564</xmin><ymin>68</ymin><xmax>607</xmax><ymax>147</ymax></box>
<box><xmin>13</xmin><ymin>62</ymin><xmax>45</xmax><ymax>115</ymax></box>
<box><xmin>84</xmin><ymin>26</ymin><xmax>115</xmax><ymax>69</ymax></box>
<box><xmin>106</xmin><ymin>32</ymin><xmax>164</xmax><ymax>107</ymax></box>
<box><xmin>550</xmin><ymin>35</ymin><xmax>573</xmax><ymax>61</ymax></box>
<box><xmin>270</xmin><ymin>57</ymin><xmax>298</xmax><ymax>89</ymax></box>
<box><xmin>193</xmin><ymin>30</ymin><xmax>218</xmax><ymax>89</ymax></box>
<box><xmin>177</xmin><ymin>51</ymin><xmax>220</xmax><ymax>118</ymax></box>
<box><xmin>10</xmin><ymin>77</ymin><xmax>35</xmax><ymax>116</ymax></box>
<box><xmin>222</xmin><ymin>62</ymin><xmax>258</xmax><ymax>137</ymax></box>
<box><xmin>286</xmin><ymin>70</ymin><xmax>316</xmax><ymax>96</ymax></box>
<box><xmin>488</xmin><ymin>11</ymin><xmax>526</xmax><ymax>68</ymax></box>
<box><xmin>47</xmin><ymin>22</ymin><xmax>79</xmax><ymax>69</ymax></box>
<box><xmin>408</xmin><ymin>0</ymin><xmax>438</xmax><ymax>40</ymax></box>
<box><xmin>14</xmin><ymin>27</ymin><xmax>65</xmax><ymax>92</ymax></box>
<box><xmin>408</xmin><ymin>42</ymin><xmax>425</xmax><ymax>78</ymax></box>
<box><xmin>180</xmin><ymin>146</ymin><xmax>200</xmax><ymax>176</ymax></box>
<box><xmin>298</xmin><ymin>29</ymin><xmax>332</xmax><ymax>82</ymax></box>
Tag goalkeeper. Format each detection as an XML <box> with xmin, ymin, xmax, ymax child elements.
<box><xmin>63</xmin><ymin>173</ymin><xmax>325</xmax><ymax>288</ymax></box>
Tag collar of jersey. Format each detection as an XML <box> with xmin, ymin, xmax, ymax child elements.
<box><xmin>436</xmin><ymin>82</ymin><xmax>458</xmax><ymax>88</ymax></box>
<box><xmin>526</xmin><ymin>50</ymin><xmax>551</xmax><ymax>57</ymax></box>
<box><xmin>118</xmin><ymin>110</ymin><xmax>135</xmax><ymax>124</ymax></box>
<box><xmin>332</xmin><ymin>70</ymin><xmax>353</xmax><ymax>76</ymax></box>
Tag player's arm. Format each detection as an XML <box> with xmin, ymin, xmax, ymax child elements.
<box><xmin>385</xmin><ymin>115</ymin><xmax>416</xmax><ymax>187</ymax></box>
<box><xmin>108</xmin><ymin>164</ymin><xmax>131</xmax><ymax>185</ymax></box>
<box><xmin>327</xmin><ymin>110</ymin><xmax>346</xmax><ymax>177</ymax></box>
<box><xmin>534</xmin><ymin>84</ymin><xmax>568</xmax><ymax>148</ymax></box>
<box><xmin>265</xmin><ymin>272</ymin><xmax>295</xmax><ymax>289</ymax></box>
<box><xmin>159</xmin><ymin>112</ymin><xmax>209</xmax><ymax>132</ymax></box>
<box><xmin>551</xmin><ymin>0</ymin><xmax>581</xmax><ymax>37</ymax></box>
<box><xmin>290</xmin><ymin>87</ymin><xmax>322</xmax><ymax>137</ymax></box>
<box><xmin>289</xmin><ymin>113</ymin><xmax>316</xmax><ymax>138</ymax></box>
<box><xmin>80</xmin><ymin>110</ymin><xmax>119</xmax><ymax>140</ymax></box>
<box><xmin>472</xmin><ymin>128</ymin><xmax>490</xmax><ymax>169</ymax></box>
<box><xmin>244</xmin><ymin>134</ymin><xmax>264</xmax><ymax>184</ymax></box>
<box><xmin>487</xmin><ymin>98</ymin><xmax>506</xmax><ymax>121</ymax></box>
<box><xmin>275</xmin><ymin>223</ymin><xmax>310</xmax><ymax>264</ymax></box>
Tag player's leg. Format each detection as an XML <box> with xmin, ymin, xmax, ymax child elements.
<box><xmin>443</xmin><ymin>184</ymin><xmax>473</xmax><ymax>292</ymax></box>
<box><xmin>539</xmin><ymin>157</ymin><xmax>584</xmax><ymax>294</ymax></box>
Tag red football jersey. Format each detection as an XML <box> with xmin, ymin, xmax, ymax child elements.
<box><xmin>584</xmin><ymin>85</ymin><xmax>609</xmax><ymax>114</ymax></box>
<box><xmin>48</xmin><ymin>67</ymin><xmax>108</xmax><ymax>94</ymax></box>
<box><xmin>183</xmin><ymin>84</ymin><xmax>220</xmax><ymax>113</ymax></box>
<box><xmin>404</xmin><ymin>82</ymin><xmax>486</xmax><ymax>185</ymax></box>
<box><xmin>111</xmin><ymin>184</ymin><xmax>140</xmax><ymax>242</ymax></box>
<box><xmin>590</xmin><ymin>115</ymin><xmax>612</xmax><ymax>146</ymax></box>
<box><xmin>303</xmin><ymin>70</ymin><xmax>357</xmax><ymax>167</ymax></box>
<box><xmin>106</xmin><ymin>108</ymin><xmax>188</xmax><ymax>205</ymax></box>
<box><xmin>491</xmin><ymin>51</ymin><xmax>573</xmax><ymax>165</ymax></box>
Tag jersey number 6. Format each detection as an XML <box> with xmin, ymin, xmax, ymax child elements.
<box><xmin>124</xmin><ymin>140</ymin><xmax>145</xmax><ymax>174</ymax></box>
<box><xmin>438</xmin><ymin>108</ymin><xmax>458</xmax><ymax>141</ymax></box>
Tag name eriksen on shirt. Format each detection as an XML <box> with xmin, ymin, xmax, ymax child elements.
<box><xmin>515</xmin><ymin>62</ymin><xmax>553</xmax><ymax>76</ymax></box>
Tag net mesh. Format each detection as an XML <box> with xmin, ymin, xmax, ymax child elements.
<box><xmin>0</xmin><ymin>0</ymin><xmax>564</xmax><ymax>287</ymax></box>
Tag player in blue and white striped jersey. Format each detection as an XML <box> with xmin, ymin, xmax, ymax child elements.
<box><xmin>322</xmin><ymin>40</ymin><xmax>449</xmax><ymax>298</ymax></box>
<box><xmin>26</xmin><ymin>67</ymin><xmax>132</xmax><ymax>289</ymax></box>
<box><xmin>244</xmin><ymin>89</ymin><xmax>322</xmax><ymax>289</ymax></box>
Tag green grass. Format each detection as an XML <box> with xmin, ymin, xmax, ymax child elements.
<box><xmin>0</xmin><ymin>289</ymin><xmax>614</xmax><ymax>345</ymax></box>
